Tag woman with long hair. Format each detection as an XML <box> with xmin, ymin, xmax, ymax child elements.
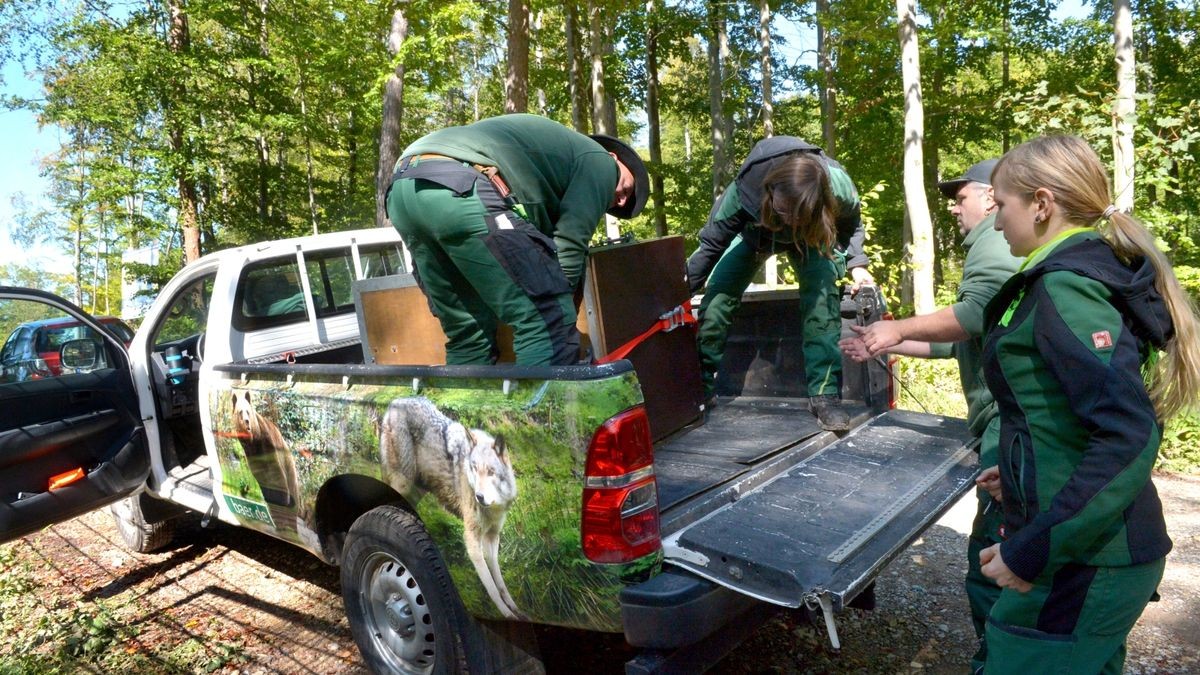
<box><xmin>978</xmin><ymin>134</ymin><xmax>1200</xmax><ymax>673</ymax></box>
<box><xmin>685</xmin><ymin>137</ymin><xmax>874</xmax><ymax>429</ymax></box>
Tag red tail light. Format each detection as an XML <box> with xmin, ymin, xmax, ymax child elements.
<box><xmin>582</xmin><ymin>406</ymin><xmax>661</xmax><ymax>563</ymax></box>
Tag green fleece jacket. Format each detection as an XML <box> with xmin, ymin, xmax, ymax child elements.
<box><xmin>982</xmin><ymin>231</ymin><xmax>1172</xmax><ymax>582</ymax></box>
<box><xmin>398</xmin><ymin>114</ymin><xmax>618</xmax><ymax>287</ymax></box>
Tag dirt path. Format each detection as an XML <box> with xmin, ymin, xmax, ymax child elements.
<box><xmin>2</xmin><ymin>472</ymin><xmax>1197</xmax><ymax>673</ymax></box>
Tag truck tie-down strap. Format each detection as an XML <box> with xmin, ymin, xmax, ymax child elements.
<box><xmin>596</xmin><ymin>301</ymin><xmax>697</xmax><ymax>364</ymax></box>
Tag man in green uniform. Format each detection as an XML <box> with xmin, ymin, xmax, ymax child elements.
<box><xmin>385</xmin><ymin>114</ymin><xmax>648</xmax><ymax>366</ymax></box>
<box><xmin>686</xmin><ymin>137</ymin><xmax>874</xmax><ymax>430</ymax></box>
<box><xmin>841</xmin><ymin>159</ymin><xmax>1020</xmax><ymax>672</ymax></box>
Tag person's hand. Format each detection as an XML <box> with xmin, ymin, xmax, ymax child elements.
<box><xmin>849</xmin><ymin>321</ymin><xmax>904</xmax><ymax>356</ymax></box>
<box><xmin>849</xmin><ymin>267</ymin><xmax>875</xmax><ymax>295</ymax></box>
<box><xmin>977</xmin><ymin>466</ymin><xmax>1003</xmax><ymax>502</ymax></box>
<box><xmin>980</xmin><ymin>544</ymin><xmax>1033</xmax><ymax>593</ymax></box>
<box><xmin>839</xmin><ymin>336</ymin><xmax>874</xmax><ymax>363</ymax></box>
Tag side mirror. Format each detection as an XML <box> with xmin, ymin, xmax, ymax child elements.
<box><xmin>60</xmin><ymin>338</ymin><xmax>101</xmax><ymax>372</ymax></box>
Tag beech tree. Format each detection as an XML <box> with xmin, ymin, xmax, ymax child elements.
<box><xmin>897</xmin><ymin>0</ymin><xmax>935</xmax><ymax>313</ymax></box>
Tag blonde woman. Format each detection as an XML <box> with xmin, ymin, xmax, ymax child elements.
<box><xmin>978</xmin><ymin>135</ymin><xmax>1200</xmax><ymax>674</ymax></box>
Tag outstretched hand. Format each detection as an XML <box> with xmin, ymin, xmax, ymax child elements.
<box><xmin>838</xmin><ymin>335</ymin><xmax>874</xmax><ymax>363</ymax></box>
<box><xmin>848</xmin><ymin>321</ymin><xmax>905</xmax><ymax>357</ymax></box>
<box><xmin>980</xmin><ymin>544</ymin><xmax>1033</xmax><ymax>593</ymax></box>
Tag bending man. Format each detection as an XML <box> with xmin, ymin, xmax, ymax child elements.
<box><xmin>386</xmin><ymin>114</ymin><xmax>648</xmax><ymax>366</ymax></box>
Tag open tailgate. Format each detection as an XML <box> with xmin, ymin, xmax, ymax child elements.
<box><xmin>660</xmin><ymin>409</ymin><xmax>977</xmax><ymax>610</ymax></box>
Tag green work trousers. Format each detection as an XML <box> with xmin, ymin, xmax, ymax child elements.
<box><xmin>696</xmin><ymin>235</ymin><xmax>845</xmax><ymax>397</ymax></box>
<box><xmin>983</xmin><ymin>557</ymin><xmax>1164</xmax><ymax>675</ymax></box>
<box><xmin>387</xmin><ymin>160</ymin><xmax>579</xmax><ymax>366</ymax></box>
<box><xmin>967</xmin><ymin>417</ymin><xmax>1005</xmax><ymax>673</ymax></box>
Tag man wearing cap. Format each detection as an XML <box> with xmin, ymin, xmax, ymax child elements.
<box><xmin>385</xmin><ymin>113</ymin><xmax>648</xmax><ymax>366</ymax></box>
<box><xmin>840</xmin><ymin>158</ymin><xmax>1020</xmax><ymax>673</ymax></box>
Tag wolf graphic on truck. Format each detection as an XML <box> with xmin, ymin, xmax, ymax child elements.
<box><xmin>379</xmin><ymin>396</ymin><xmax>523</xmax><ymax>618</ymax></box>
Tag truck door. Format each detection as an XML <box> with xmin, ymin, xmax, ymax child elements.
<box><xmin>0</xmin><ymin>287</ymin><xmax>149</xmax><ymax>543</ymax></box>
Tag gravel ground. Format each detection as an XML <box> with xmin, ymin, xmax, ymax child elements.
<box><xmin>4</xmin><ymin>472</ymin><xmax>1197</xmax><ymax>673</ymax></box>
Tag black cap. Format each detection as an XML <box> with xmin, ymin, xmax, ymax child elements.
<box><xmin>937</xmin><ymin>158</ymin><xmax>999</xmax><ymax>199</ymax></box>
<box><xmin>589</xmin><ymin>134</ymin><xmax>649</xmax><ymax>219</ymax></box>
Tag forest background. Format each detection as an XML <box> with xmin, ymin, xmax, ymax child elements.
<box><xmin>0</xmin><ymin>0</ymin><xmax>1197</xmax><ymax>467</ymax></box>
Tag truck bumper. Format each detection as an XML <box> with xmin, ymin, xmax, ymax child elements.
<box><xmin>620</xmin><ymin>567</ymin><xmax>764</xmax><ymax>649</ymax></box>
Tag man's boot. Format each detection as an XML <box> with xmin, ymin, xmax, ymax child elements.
<box><xmin>810</xmin><ymin>395</ymin><xmax>850</xmax><ymax>431</ymax></box>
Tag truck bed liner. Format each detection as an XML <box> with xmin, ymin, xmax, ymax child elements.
<box><xmin>653</xmin><ymin>397</ymin><xmax>843</xmax><ymax>512</ymax></box>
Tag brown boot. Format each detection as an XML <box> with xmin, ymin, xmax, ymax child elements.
<box><xmin>810</xmin><ymin>395</ymin><xmax>850</xmax><ymax>431</ymax></box>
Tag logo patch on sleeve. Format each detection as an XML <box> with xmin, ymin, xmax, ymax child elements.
<box><xmin>1092</xmin><ymin>330</ymin><xmax>1113</xmax><ymax>350</ymax></box>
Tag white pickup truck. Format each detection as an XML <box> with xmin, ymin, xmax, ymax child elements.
<box><xmin>0</xmin><ymin>227</ymin><xmax>977</xmax><ymax>673</ymax></box>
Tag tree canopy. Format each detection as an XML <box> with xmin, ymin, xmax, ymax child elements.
<box><xmin>2</xmin><ymin>0</ymin><xmax>1198</xmax><ymax>314</ymax></box>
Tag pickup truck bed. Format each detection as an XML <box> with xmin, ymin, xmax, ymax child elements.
<box><xmin>660</xmin><ymin>400</ymin><xmax>973</xmax><ymax>606</ymax></box>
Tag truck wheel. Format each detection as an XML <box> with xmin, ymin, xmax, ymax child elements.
<box><xmin>341</xmin><ymin>505</ymin><xmax>473</xmax><ymax>674</ymax></box>
<box><xmin>110</xmin><ymin>494</ymin><xmax>177</xmax><ymax>553</ymax></box>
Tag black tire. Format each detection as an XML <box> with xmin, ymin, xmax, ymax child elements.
<box><xmin>341</xmin><ymin>505</ymin><xmax>474</xmax><ymax>674</ymax></box>
<box><xmin>109</xmin><ymin>493</ymin><xmax>177</xmax><ymax>553</ymax></box>
<box><xmin>341</xmin><ymin>505</ymin><xmax>545</xmax><ymax>675</ymax></box>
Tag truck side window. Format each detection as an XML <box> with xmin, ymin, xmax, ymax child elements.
<box><xmin>152</xmin><ymin>276</ymin><xmax>215</xmax><ymax>350</ymax></box>
<box><xmin>358</xmin><ymin>243</ymin><xmax>407</xmax><ymax>278</ymax></box>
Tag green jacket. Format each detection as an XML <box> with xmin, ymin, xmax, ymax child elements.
<box><xmin>398</xmin><ymin>114</ymin><xmax>617</xmax><ymax>287</ymax></box>
<box><xmin>982</xmin><ymin>231</ymin><xmax>1172</xmax><ymax>582</ymax></box>
<box><xmin>928</xmin><ymin>214</ymin><xmax>1021</xmax><ymax>438</ymax></box>
<box><xmin>686</xmin><ymin>137</ymin><xmax>865</xmax><ymax>293</ymax></box>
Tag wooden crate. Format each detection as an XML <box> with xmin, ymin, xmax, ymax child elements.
<box><xmin>353</xmin><ymin>275</ymin><xmax>530</xmax><ymax>365</ymax></box>
<box><xmin>579</xmin><ymin>236</ymin><xmax>704</xmax><ymax>440</ymax></box>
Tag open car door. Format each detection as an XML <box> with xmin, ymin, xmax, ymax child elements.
<box><xmin>0</xmin><ymin>286</ymin><xmax>149</xmax><ymax>543</ymax></box>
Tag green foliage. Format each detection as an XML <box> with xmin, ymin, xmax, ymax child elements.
<box><xmin>2</xmin><ymin>0</ymin><xmax>1197</xmax><ymax>328</ymax></box>
<box><xmin>1159</xmin><ymin>409</ymin><xmax>1200</xmax><ymax>474</ymax></box>
<box><xmin>894</xmin><ymin>356</ymin><xmax>967</xmax><ymax>420</ymax></box>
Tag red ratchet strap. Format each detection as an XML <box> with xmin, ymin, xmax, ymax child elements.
<box><xmin>597</xmin><ymin>301</ymin><xmax>697</xmax><ymax>364</ymax></box>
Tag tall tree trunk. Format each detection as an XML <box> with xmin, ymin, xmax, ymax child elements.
<box><xmin>347</xmin><ymin>108</ymin><xmax>358</xmax><ymax>200</ymax></box>
<box><xmin>588</xmin><ymin>0</ymin><xmax>614</xmax><ymax>135</ymax></box>
<box><xmin>929</xmin><ymin>5</ymin><xmax>947</xmax><ymax>288</ymax></box>
<box><xmin>167</xmin><ymin>0</ymin><xmax>200</xmax><ymax>263</ymax></box>
<box><xmin>565</xmin><ymin>1</ymin><xmax>589</xmax><ymax>133</ymax></box>
<box><xmin>376</xmin><ymin>8</ymin><xmax>408</xmax><ymax>229</ymax></box>
<box><xmin>897</xmin><ymin>0</ymin><xmax>935</xmax><ymax>313</ymax></box>
<box><xmin>707</xmin><ymin>0</ymin><xmax>730</xmax><ymax>196</ymax></box>
<box><xmin>254</xmin><ymin>0</ymin><xmax>270</xmax><ymax>229</ymax></box>
<box><xmin>646</xmin><ymin>0</ymin><xmax>667</xmax><ymax>236</ymax></box>
<box><xmin>1002</xmin><ymin>0</ymin><xmax>1011</xmax><ymax>152</ymax></box>
<box><xmin>505</xmin><ymin>0</ymin><xmax>529</xmax><ymax>113</ymax></box>
<box><xmin>1112</xmin><ymin>0</ymin><xmax>1136</xmax><ymax>212</ymax></box>
<box><xmin>816</xmin><ymin>0</ymin><xmax>836</xmax><ymax>155</ymax></box>
<box><xmin>73</xmin><ymin>126</ymin><xmax>85</xmax><ymax>306</ymax></box>
<box><xmin>758</xmin><ymin>0</ymin><xmax>773</xmax><ymax>138</ymax></box>
<box><xmin>299</xmin><ymin>69</ymin><xmax>318</xmax><ymax>235</ymax></box>
<box><xmin>533</xmin><ymin>10</ymin><xmax>546</xmax><ymax>114</ymax></box>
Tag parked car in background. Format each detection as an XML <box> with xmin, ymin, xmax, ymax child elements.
<box><xmin>0</xmin><ymin>315</ymin><xmax>135</xmax><ymax>383</ymax></box>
